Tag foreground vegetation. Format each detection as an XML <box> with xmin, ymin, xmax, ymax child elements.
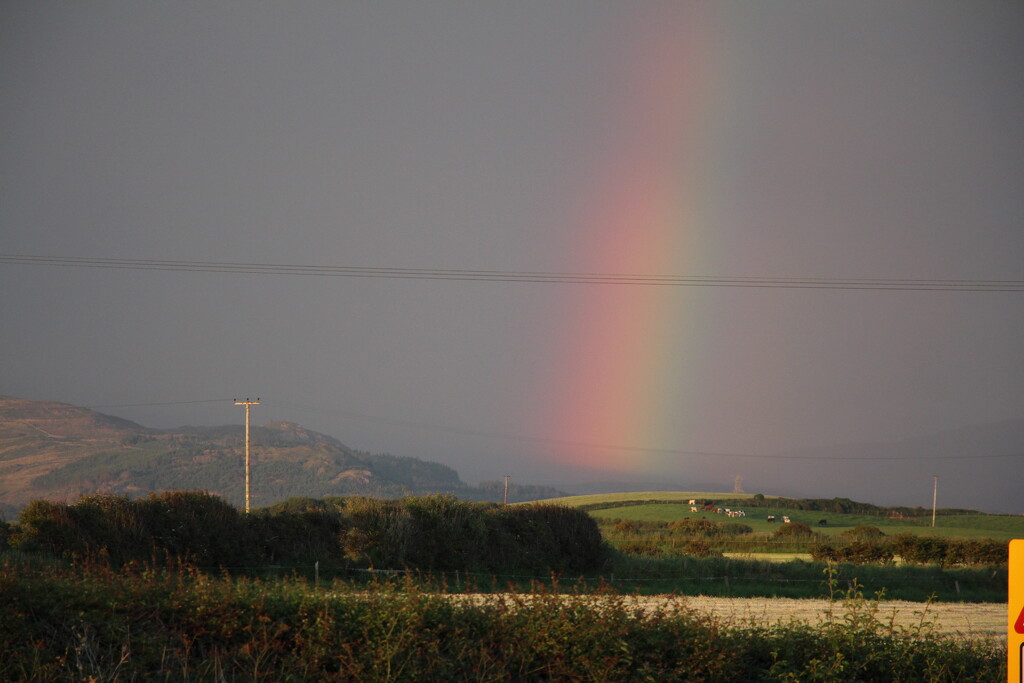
<box><xmin>0</xmin><ymin>558</ymin><xmax>1005</xmax><ymax>681</ymax></box>
<box><xmin>0</xmin><ymin>490</ymin><xmax>1011</xmax><ymax>679</ymax></box>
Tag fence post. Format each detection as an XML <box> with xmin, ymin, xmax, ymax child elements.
<box><xmin>315</xmin><ymin>560</ymin><xmax>319</xmax><ymax>588</ymax></box>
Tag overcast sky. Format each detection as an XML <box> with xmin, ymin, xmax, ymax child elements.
<box><xmin>2</xmin><ymin>2</ymin><xmax>1022</xmax><ymax>512</ymax></box>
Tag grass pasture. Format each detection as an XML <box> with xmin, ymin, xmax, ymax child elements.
<box><xmin>553</xmin><ymin>493</ymin><xmax>1024</xmax><ymax>541</ymax></box>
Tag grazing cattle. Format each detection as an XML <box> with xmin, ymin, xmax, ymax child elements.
<box><xmin>783</xmin><ymin>516</ymin><xmax>791</xmax><ymax>523</ymax></box>
<box><xmin>767</xmin><ymin>515</ymin><xmax>776</xmax><ymax>523</ymax></box>
<box><xmin>690</xmin><ymin>506</ymin><xmax>698</xmax><ymax>512</ymax></box>
<box><xmin>688</xmin><ymin>499</ymin><xmax>696</xmax><ymax>505</ymax></box>
<box><xmin>819</xmin><ymin>519</ymin><xmax>827</xmax><ymax>527</ymax></box>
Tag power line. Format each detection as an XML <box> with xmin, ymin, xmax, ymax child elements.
<box><xmin>268</xmin><ymin>399</ymin><xmax>1023</xmax><ymax>462</ymax></box>
<box><xmin>3</xmin><ymin>253</ymin><xmax>1022</xmax><ymax>291</ymax></box>
<box><xmin>74</xmin><ymin>394</ymin><xmax>1022</xmax><ymax>463</ymax></box>
<box><xmin>84</xmin><ymin>398</ymin><xmax>235</xmax><ymax>409</ymax></box>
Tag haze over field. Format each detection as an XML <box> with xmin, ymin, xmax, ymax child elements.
<box><xmin>2</xmin><ymin>3</ymin><xmax>1022</xmax><ymax>513</ymax></box>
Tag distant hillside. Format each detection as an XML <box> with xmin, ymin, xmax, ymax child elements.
<box><xmin>0</xmin><ymin>397</ymin><xmax>566</xmax><ymax>520</ymax></box>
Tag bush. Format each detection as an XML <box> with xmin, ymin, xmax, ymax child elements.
<box><xmin>619</xmin><ymin>540</ymin><xmax>663</xmax><ymax>556</ymax></box>
<box><xmin>772</xmin><ymin>521</ymin><xmax>812</xmax><ymax>538</ymax></box>
<box><xmin>613</xmin><ymin>519</ymin><xmax>642</xmax><ymax>534</ymax></box>
<box><xmin>402</xmin><ymin>495</ymin><xmax>489</xmax><ymax>570</ymax></box>
<box><xmin>811</xmin><ymin>539</ymin><xmax>894</xmax><ymax>565</ymax></box>
<box><xmin>680</xmin><ymin>538</ymin><xmax>721</xmax><ymax>558</ymax></box>
<box><xmin>668</xmin><ymin>518</ymin><xmax>718</xmax><ymax>536</ymax></box>
<box><xmin>841</xmin><ymin>525</ymin><xmax>886</xmax><ymax>539</ymax></box>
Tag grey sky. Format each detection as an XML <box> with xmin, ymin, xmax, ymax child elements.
<box><xmin>2</xmin><ymin>2</ymin><xmax>1022</xmax><ymax>512</ymax></box>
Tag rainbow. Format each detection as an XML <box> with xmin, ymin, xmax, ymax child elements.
<box><xmin>543</xmin><ymin>5</ymin><xmax>734</xmax><ymax>475</ymax></box>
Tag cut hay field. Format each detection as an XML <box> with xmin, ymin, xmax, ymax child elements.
<box><xmin>668</xmin><ymin>596</ymin><xmax>1005</xmax><ymax>640</ymax></box>
<box><xmin>448</xmin><ymin>593</ymin><xmax>1004</xmax><ymax>640</ymax></box>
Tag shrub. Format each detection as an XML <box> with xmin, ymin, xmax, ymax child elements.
<box><xmin>680</xmin><ymin>538</ymin><xmax>721</xmax><ymax>558</ymax></box>
<box><xmin>668</xmin><ymin>518</ymin><xmax>718</xmax><ymax>536</ymax></box>
<box><xmin>613</xmin><ymin>519</ymin><xmax>641</xmax><ymax>534</ymax></box>
<box><xmin>772</xmin><ymin>521</ymin><xmax>812</xmax><ymax>538</ymax></box>
<box><xmin>402</xmin><ymin>495</ymin><xmax>489</xmax><ymax>571</ymax></box>
<box><xmin>339</xmin><ymin>497</ymin><xmax>413</xmax><ymax>568</ymax></box>
<box><xmin>620</xmin><ymin>540</ymin><xmax>663</xmax><ymax>556</ymax></box>
<box><xmin>811</xmin><ymin>539</ymin><xmax>894</xmax><ymax>565</ymax></box>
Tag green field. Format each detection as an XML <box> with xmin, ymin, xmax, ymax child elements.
<box><xmin>543</xmin><ymin>492</ymin><xmax>1024</xmax><ymax>541</ymax></box>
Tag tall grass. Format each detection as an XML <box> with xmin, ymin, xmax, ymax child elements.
<box><xmin>0</xmin><ymin>556</ymin><xmax>1004</xmax><ymax>681</ymax></box>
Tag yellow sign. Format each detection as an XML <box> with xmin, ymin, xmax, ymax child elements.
<box><xmin>1011</xmin><ymin>539</ymin><xmax>1024</xmax><ymax>682</ymax></box>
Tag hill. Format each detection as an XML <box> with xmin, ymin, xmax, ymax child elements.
<box><xmin>0</xmin><ymin>396</ymin><xmax>565</xmax><ymax>519</ymax></box>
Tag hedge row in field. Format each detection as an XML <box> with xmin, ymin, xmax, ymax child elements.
<box><xmin>0</xmin><ymin>563</ymin><xmax>1004</xmax><ymax>682</ymax></box>
<box><xmin>6</xmin><ymin>491</ymin><xmax>605</xmax><ymax>573</ymax></box>
<box><xmin>811</xmin><ymin>533</ymin><xmax>1007</xmax><ymax>567</ymax></box>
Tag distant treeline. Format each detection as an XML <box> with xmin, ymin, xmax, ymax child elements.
<box><xmin>581</xmin><ymin>496</ymin><xmax>979</xmax><ymax>517</ymax></box>
<box><xmin>3</xmin><ymin>491</ymin><xmax>605</xmax><ymax>574</ymax></box>
<box><xmin>720</xmin><ymin>496</ymin><xmax>978</xmax><ymax>517</ymax></box>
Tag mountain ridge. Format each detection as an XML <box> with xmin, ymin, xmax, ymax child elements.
<box><xmin>0</xmin><ymin>396</ymin><xmax>565</xmax><ymax>520</ymax></box>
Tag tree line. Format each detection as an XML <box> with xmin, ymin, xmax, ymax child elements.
<box><xmin>3</xmin><ymin>491</ymin><xmax>606</xmax><ymax>574</ymax></box>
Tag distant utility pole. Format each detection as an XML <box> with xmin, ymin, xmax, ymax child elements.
<box><xmin>503</xmin><ymin>475</ymin><xmax>510</xmax><ymax>506</ymax></box>
<box><xmin>931</xmin><ymin>475</ymin><xmax>938</xmax><ymax>528</ymax></box>
<box><xmin>234</xmin><ymin>398</ymin><xmax>261</xmax><ymax>513</ymax></box>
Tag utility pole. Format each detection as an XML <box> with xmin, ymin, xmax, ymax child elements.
<box><xmin>503</xmin><ymin>475</ymin><xmax>510</xmax><ymax>506</ymax></box>
<box><xmin>931</xmin><ymin>475</ymin><xmax>938</xmax><ymax>528</ymax></box>
<box><xmin>234</xmin><ymin>398</ymin><xmax>260</xmax><ymax>513</ymax></box>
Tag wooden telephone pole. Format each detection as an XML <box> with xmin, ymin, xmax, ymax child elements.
<box><xmin>234</xmin><ymin>398</ymin><xmax>260</xmax><ymax>513</ymax></box>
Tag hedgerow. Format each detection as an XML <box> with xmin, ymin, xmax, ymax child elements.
<box><xmin>8</xmin><ymin>491</ymin><xmax>607</xmax><ymax>574</ymax></box>
<box><xmin>810</xmin><ymin>534</ymin><xmax>1006</xmax><ymax>567</ymax></box>
<box><xmin>0</xmin><ymin>559</ymin><xmax>1004</xmax><ymax>681</ymax></box>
